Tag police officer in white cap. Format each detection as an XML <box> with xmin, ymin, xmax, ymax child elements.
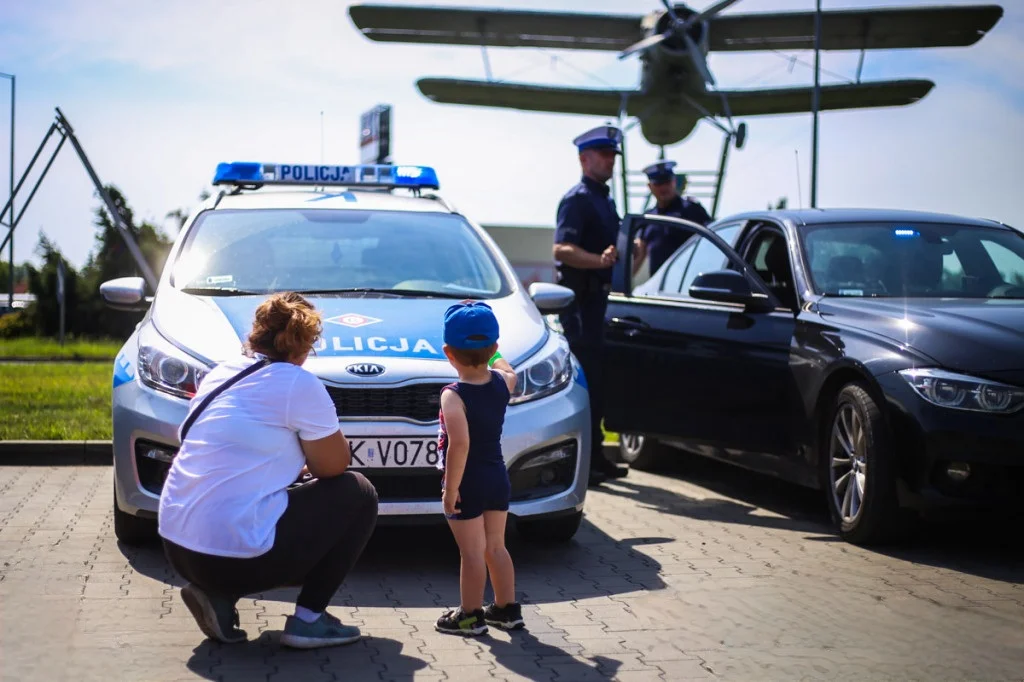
<box><xmin>553</xmin><ymin>125</ymin><xmax>629</xmax><ymax>485</ymax></box>
<box><xmin>632</xmin><ymin>160</ymin><xmax>712</xmax><ymax>276</ymax></box>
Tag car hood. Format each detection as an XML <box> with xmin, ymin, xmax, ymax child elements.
<box><xmin>816</xmin><ymin>297</ymin><xmax>1024</xmax><ymax>376</ymax></box>
<box><xmin>149</xmin><ymin>288</ymin><xmax>548</xmax><ymax>379</ymax></box>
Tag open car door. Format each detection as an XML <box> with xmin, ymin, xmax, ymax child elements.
<box><xmin>602</xmin><ymin>213</ymin><xmax>797</xmax><ymax>458</ymax></box>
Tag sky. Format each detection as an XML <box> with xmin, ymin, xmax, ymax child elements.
<box><xmin>0</xmin><ymin>0</ymin><xmax>1022</xmax><ymax>271</ymax></box>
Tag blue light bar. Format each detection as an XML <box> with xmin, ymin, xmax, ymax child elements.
<box><xmin>893</xmin><ymin>228</ymin><xmax>919</xmax><ymax>238</ymax></box>
<box><xmin>212</xmin><ymin>162</ymin><xmax>439</xmax><ymax>190</ymax></box>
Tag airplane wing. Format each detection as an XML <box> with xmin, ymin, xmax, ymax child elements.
<box><xmin>708</xmin><ymin>4</ymin><xmax>1004</xmax><ymax>51</ymax></box>
<box><xmin>348</xmin><ymin>4</ymin><xmax>645</xmax><ymax>51</ymax></box>
<box><xmin>700</xmin><ymin>80</ymin><xmax>934</xmax><ymax>117</ymax></box>
<box><xmin>417</xmin><ymin>78</ymin><xmax>647</xmax><ymax>117</ymax></box>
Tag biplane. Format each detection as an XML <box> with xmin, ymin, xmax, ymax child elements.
<box><xmin>348</xmin><ymin>1</ymin><xmax>1004</xmax><ymax>148</ymax></box>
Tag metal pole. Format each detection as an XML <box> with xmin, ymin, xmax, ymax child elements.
<box><xmin>810</xmin><ymin>0</ymin><xmax>821</xmax><ymax>209</ymax></box>
<box><xmin>619</xmin><ymin>131</ymin><xmax>629</xmax><ymax>215</ymax></box>
<box><xmin>711</xmin><ymin>132</ymin><xmax>731</xmax><ymax>219</ymax></box>
<box><xmin>0</xmin><ymin>73</ymin><xmax>13</xmax><ymax>310</ymax></box>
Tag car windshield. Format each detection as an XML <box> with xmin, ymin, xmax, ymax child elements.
<box><xmin>170</xmin><ymin>208</ymin><xmax>512</xmax><ymax>298</ymax></box>
<box><xmin>801</xmin><ymin>222</ymin><xmax>1024</xmax><ymax>299</ymax></box>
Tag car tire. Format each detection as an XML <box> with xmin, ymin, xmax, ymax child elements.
<box><xmin>517</xmin><ymin>511</ymin><xmax>583</xmax><ymax>544</ymax></box>
<box><xmin>113</xmin><ymin>483</ymin><xmax>157</xmax><ymax>546</ymax></box>
<box><xmin>617</xmin><ymin>433</ymin><xmax>665</xmax><ymax>470</ymax></box>
<box><xmin>822</xmin><ymin>382</ymin><xmax>903</xmax><ymax>545</ymax></box>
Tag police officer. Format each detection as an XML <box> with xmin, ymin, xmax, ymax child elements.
<box><xmin>553</xmin><ymin>125</ymin><xmax>629</xmax><ymax>485</ymax></box>
<box><xmin>632</xmin><ymin>160</ymin><xmax>713</xmax><ymax>276</ymax></box>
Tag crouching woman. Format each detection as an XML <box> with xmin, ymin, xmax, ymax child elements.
<box><xmin>158</xmin><ymin>292</ymin><xmax>378</xmax><ymax>649</ymax></box>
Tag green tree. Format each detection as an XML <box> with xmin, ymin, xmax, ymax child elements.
<box><xmin>74</xmin><ymin>185</ymin><xmax>175</xmax><ymax>339</ymax></box>
<box><xmin>24</xmin><ymin>233</ymin><xmax>80</xmax><ymax>337</ymax></box>
<box><xmin>0</xmin><ymin>260</ymin><xmax>31</xmax><ymax>295</ymax></box>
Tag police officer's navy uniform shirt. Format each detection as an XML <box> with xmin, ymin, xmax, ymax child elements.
<box><xmin>639</xmin><ymin>195</ymin><xmax>712</xmax><ymax>274</ymax></box>
<box><xmin>555</xmin><ymin>176</ymin><xmax>620</xmax><ymax>291</ymax></box>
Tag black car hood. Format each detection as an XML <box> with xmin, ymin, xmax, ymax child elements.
<box><xmin>816</xmin><ymin>297</ymin><xmax>1024</xmax><ymax>375</ymax></box>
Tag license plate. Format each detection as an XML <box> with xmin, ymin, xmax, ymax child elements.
<box><xmin>348</xmin><ymin>437</ymin><xmax>441</xmax><ymax>469</ymax></box>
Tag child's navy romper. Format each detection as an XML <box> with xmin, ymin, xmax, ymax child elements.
<box><xmin>438</xmin><ymin>370</ymin><xmax>511</xmax><ymax>520</ymax></box>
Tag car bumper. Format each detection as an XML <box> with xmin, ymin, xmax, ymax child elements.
<box><xmin>878</xmin><ymin>372</ymin><xmax>1024</xmax><ymax>505</ymax></box>
<box><xmin>112</xmin><ymin>375</ymin><xmax>591</xmax><ymax>521</ymax></box>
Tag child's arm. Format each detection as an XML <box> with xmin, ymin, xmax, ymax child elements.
<box><xmin>440</xmin><ymin>389</ymin><xmax>470</xmax><ymax>516</ymax></box>
<box><xmin>489</xmin><ymin>350</ymin><xmax>517</xmax><ymax>393</ymax></box>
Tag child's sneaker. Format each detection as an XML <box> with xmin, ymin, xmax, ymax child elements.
<box><xmin>483</xmin><ymin>602</ymin><xmax>524</xmax><ymax>630</ymax></box>
<box><xmin>435</xmin><ymin>607</ymin><xmax>488</xmax><ymax>636</ymax></box>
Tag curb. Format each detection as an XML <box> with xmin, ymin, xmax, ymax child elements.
<box><xmin>0</xmin><ymin>440</ymin><xmax>112</xmax><ymax>465</ymax></box>
<box><xmin>0</xmin><ymin>357</ymin><xmax>112</xmax><ymax>363</ymax></box>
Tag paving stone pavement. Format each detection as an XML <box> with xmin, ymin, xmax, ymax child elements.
<box><xmin>1</xmin><ymin>457</ymin><xmax>1022</xmax><ymax>682</ymax></box>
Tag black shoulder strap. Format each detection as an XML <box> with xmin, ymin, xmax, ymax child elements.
<box><xmin>179</xmin><ymin>357</ymin><xmax>275</xmax><ymax>442</ymax></box>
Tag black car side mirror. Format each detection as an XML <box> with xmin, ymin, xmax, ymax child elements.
<box><xmin>689</xmin><ymin>270</ymin><xmax>771</xmax><ymax>311</ymax></box>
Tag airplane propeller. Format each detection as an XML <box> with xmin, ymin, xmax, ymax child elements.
<box><xmin>619</xmin><ymin>0</ymin><xmax>746</xmax><ymax>148</ymax></box>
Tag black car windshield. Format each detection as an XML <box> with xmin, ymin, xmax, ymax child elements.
<box><xmin>170</xmin><ymin>208</ymin><xmax>512</xmax><ymax>298</ymax></box>
<box><xmin>801</xmin><ymin>222</ymin><xmax>1024</xmax><ymax>299</ymax></box>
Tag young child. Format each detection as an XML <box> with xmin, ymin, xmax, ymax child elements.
<box><xmin>435</xmin><ymin>301</ymin><xmax>523</xmax><ymax>636</ymax></box>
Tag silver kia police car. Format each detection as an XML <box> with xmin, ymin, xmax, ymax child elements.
<box><xmin>103</xmin><ymin>161</ymin><xmax>592</xmax><ymax>545</ymax></box>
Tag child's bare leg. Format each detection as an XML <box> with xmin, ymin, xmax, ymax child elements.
<box><xmin>447</xmin><ymin>516</ymin><xmax>487</xmax><ymax>612</ymax></box>
<box><xmin>482</xmin><ymin>511</ymin><xmax>515</xmax><ymax>606</ymax></box>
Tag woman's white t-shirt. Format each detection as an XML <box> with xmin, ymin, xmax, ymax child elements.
<box><xmin>158</xmin><ymin>355</ymin><xmax>340</xmax><ymax>558</ymax></box>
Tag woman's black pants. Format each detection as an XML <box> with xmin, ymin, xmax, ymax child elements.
<box><xmin>163</xmin><ymin>471</ymin><xmax>379</xmax><ymax>612</ymax></box>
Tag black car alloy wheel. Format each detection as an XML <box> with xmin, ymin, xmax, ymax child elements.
<box><xmin>824</xmin><ymin>382</ymin><xmax>901</xmax><ymax>545</ymax></box>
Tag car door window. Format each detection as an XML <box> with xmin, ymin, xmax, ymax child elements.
<box><xmin>678</xmin><ymin>224</ymin><xmax>742</xmax><ymax>297</ymax></box>
<box><xmin>744</xmin><ymin>227</ymin><xmax>797</xmax><ymax>309</ymax></box>
<box><xmin>655</xmin><ymin>240</ymin><xmax>697</xmax><ymax>295</ymax></box>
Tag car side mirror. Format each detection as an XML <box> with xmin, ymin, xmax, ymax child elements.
<box><xmin>100</xmin><ymin>277</ymin><xmax>150</xmax><ymax>312</ymax></box>
<box><xmin>528</xmin><ymin>282</ymin><xmax>575</xmax><ymax>315</ymax></box>
<box><xmin>689</xmin><ymin>270</ymin><xmax>770</xmax><ymax>310</ymax></box>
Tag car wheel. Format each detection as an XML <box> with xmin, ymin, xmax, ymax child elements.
<box><xmin>517</xmin><ymin>511</ymin><xmax>583</xmax><ymax>544</ymax></box>
<box><xmin>113</xmin><ymin>483</ymin><xmax>157</xmax><ymax>546</ymax></box>
<box><xmin>617</xmin><ymin>433</ymin><xmax>666</xmax><ymax>470</ymax></box>
<box><xmin>822</xmin><ymin>382</ymin><xmax>902</xmax><ymax>545</ymax></box>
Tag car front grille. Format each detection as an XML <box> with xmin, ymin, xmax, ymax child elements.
<box><xmin>358</xmin><ymin>468</ymin><xmax>443</xmax><ymax>500</ymax></box>
<box><xmin>324</xmin><ymin>383</ymin><xmax>446</xmax><ymax>422</ymax></box>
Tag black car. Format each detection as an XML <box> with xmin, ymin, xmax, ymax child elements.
<box><xmin>602</xmin><ymin>208</ymin><xmax>1024</xmax><ymax>544</ymax></box>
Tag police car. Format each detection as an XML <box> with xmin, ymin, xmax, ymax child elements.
<box><xmin>103</xmin><ymin>161</ymin><xmax>592</xmax><ymax>545</ymax></box>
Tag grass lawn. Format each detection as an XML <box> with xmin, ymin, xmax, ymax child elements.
<box><xmin>0</xmin><ymin>363</ymin><xmax>112</xmax><ymax>440</ymax></box>
<box><xmin>0</xmin><ymin>337</ymin><xmax>122</xmax><ymax>360</ymax></box>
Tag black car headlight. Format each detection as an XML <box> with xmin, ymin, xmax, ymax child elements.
<box><xmin>898</xmin><ymin>368</ymin><xmax>1024</xmax><ymax>414</ymax></box>
<box><xmin>137</xmin><ymin>325</ymin><xmax>211</xmax><ymax>400</ymax></box>
<box><xmin>509</xmin><ymin>336</ymin><xmax>572</xmax><ymax>405</ymax></box>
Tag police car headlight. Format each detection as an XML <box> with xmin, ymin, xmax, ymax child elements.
<box><xmin>137</xmin><ymin>325</ymin><xmax>211</xmax><ymax>400</ymax></box>
<box><xmin>509</xmin><ymin>336</ymin><xmax>572</xmax><ymax>405</ymax></box>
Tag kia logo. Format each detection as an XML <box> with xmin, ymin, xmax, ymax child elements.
<box><xmin>346</xmin><ymin>363</ymin><xmax>386</xmax><ymax>377</ymax></box>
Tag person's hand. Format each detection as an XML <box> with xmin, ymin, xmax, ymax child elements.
<box><xmin>442</xmin><ymin>486</ymin><xmax>461</xmax><ymax>517</ymax></box>
<box><xmin>600</xmin><ymin>245</ymin><xmax>618</xmax><ymax>267</ymax></box>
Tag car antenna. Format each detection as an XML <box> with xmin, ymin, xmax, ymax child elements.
<box><xmin>795</xmin><ymin>149</ymin><xmax>804</xmax><ymax>209</ymax></box>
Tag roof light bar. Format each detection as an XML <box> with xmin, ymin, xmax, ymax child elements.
<box><xmin>212</xmin><ymin>162</ymin><xmax>439</xmax><ymax>190</ymax></box>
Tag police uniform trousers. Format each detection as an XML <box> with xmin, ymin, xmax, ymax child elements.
<box><xmin>559</xmin><ymin>290</ymin><xmax>608</xmax><ymax>469</ymax></box>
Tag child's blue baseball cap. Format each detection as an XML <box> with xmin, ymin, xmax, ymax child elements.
<box><xmin>443</xmin><ymin>301</ymin><xmax>499</xmax><ymax>349</ymax></box>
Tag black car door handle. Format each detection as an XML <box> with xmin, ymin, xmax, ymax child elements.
<box><xmin>609</xmin><ymin>316</ymin><xmax>650</xmax><ymax>337</ymax></box>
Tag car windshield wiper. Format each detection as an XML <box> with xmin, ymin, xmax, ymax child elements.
<box><xmin>180</xmin><ymin>287</ymin><xmax>262</xmax><ymax>296</ymax></box>
<box><xmin>294</xmin><ymin>287</ymin><xmax>468</xmax><ymax>299</ymax></box>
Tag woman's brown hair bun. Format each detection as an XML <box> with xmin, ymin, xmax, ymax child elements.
<box><xmin>244</xmin><ymin>292</ymin><xmax>322</xmax><ymax>361</ymax></box>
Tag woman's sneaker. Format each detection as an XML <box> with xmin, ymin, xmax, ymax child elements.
<box><xmin>483</xmin><ymin>602</ymin><xmax>524</xmax><ymax>630</ymax></box>
<box><xmin>180</xmin><ymin>583</ymin><xmax>247</xmax><ymax>644</ymax></box>
<box><xmin>435</xmin><ymin>607</ymin><xmax>488</xmax><ymax>636</ymax></box>
<box><xmin>280</xmin><ymin>611</ymin><xmax>361</xmax><ymax>649</ymax></box>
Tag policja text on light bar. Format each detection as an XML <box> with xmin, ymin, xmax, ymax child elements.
<box><xmin>212</xmin><ymin>162</ymin><xmax>440</xmax><ymax>190</ymax></box>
